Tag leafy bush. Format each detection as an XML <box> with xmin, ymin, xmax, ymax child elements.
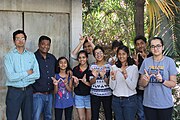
<box><xmin>172</xmin><ymin>73</ymin><xmax>180</xmax><ymax>120</ymax></box>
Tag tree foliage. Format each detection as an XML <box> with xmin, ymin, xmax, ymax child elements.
<box><xmin>82</xmin><ymin>0</ymin><xmax>180</xmax><ymax>58</ymax></box>
<box><xmin>82</xmin><ymin>0</ymin><xmax>135</xmax><ymax>48</ymax></box>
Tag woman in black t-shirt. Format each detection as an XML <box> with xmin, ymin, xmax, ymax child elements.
<box><xmin>72</xmin><ymin>50</ymin><xmax>91</xmax><ymax>120</ymax></box>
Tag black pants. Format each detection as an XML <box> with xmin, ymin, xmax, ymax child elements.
<box><xmin>6</xmin><ymin>86</ymin><xmax>33</xmax><ymax>120</ymax></box>
<box><xmin>90</xmin><ymin>95</ymin><xmax>112</xmax><ymax>120</ymax></box>
<box><xmin>55</xmin><ymin>106</ymin><xmax>73</xmax><ymax>120</ymax></box>
<box><xmin>144</xmin><ymin>106</ymin><xmax>173</xmax><ymax>120</ymax></box>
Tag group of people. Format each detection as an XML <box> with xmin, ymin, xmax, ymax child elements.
<box><xmin>4</xmin><ymin>29</ymin><xmax>178</xmax><ymax>120</ymax></box>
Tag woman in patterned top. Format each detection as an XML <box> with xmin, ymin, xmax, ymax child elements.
<box><xmin>89</xmin><ymin>45</ymin><xmax>112</xmax><ymax>120</ymax></box>
<box><xmin>51</xmin><ymin>57</ymin><xmax>74</xmax><ymax>120</ymax></box>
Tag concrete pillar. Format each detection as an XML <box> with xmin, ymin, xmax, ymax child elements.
<box><xmin>70</xmin><ymin>0</ymin><xmax>82</xmax><ymax>68</ymax></box>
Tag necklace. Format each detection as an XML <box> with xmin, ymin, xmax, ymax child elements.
<box><xmin>79</xmin><ymin>64</ymin><xmax>88</xmax><ymax>72</ymax></box>
<box><xmin>152</xmin><ymin>56</ymin><xmax>164</xmax><ymax>70</ymax></box>
<box><xmin>149</xmin><ymin>56</ymin><xmax>164</xmax><ymax>84</ymax></box>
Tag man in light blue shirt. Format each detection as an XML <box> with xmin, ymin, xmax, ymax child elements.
<box><xmin>4</xmin><ymin>30</ymin><xmax>40</xmax><ymax>120</ymax></box>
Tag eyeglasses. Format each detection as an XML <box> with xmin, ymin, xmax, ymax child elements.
<box><xmin>95</xmin><ymin>51</ymin><xmax>103</xmax><ymax>56</ymax></box>
<box><xmin>15</xmin><ymin>37</ymin><xmax>25</xmax><ymax>41</ymax></box>
<box><xmin>150</xmin><ymin>44</ymin><xmax>162</xmax><ymax>49</ymax></box>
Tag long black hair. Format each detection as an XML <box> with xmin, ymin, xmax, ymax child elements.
<box><xmin>115</xmin><ymin>45</ymin><xmax>135</xmax><ymax>68</ymax></box>
<box><xmin>56</xmin><ymin>57</ymin><xmax>72</xmax><ymax>74</ymax></box>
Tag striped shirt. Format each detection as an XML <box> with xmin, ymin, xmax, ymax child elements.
<box><xmin>89</xmin><ymin>63</ymin><xmax>112</xmax><ymax>96</ymax></box>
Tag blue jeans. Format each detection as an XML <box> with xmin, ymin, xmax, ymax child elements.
<box><xmin>6</xmin><ymin>86</ymin><xmax>33</xmax><ymax>120</ymax></box>
<box><xmin>136</xmin><ymin>94</ymin><xmax>145</xmax><ymax>120</ymax></box>
<box><xmin>33</xmin><ymin>93</ymin><xmax>53</xmax><ymax>120</ymax></box>
<box><xmin>74</xmin><ymin>94</ymin><xmax>91</xmax><ymax>109</ymax></box>
<box><xmin>112</xmin><ymin>94</ymin><xmax>137</xmax><ymax>120</ymax></box>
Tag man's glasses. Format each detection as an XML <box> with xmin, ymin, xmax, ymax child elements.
<box><xmin>15</xmin><ymin>37</ymin><xmax>25</xmax><ymax>41</ymax></box>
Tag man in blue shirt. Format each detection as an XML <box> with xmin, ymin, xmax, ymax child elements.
<box><xmin>4</xmin><ymin>30</ymin><xmax>40</xmax><ymax>120</ymax></box>
<box><xmin>32</xmin><ymin>36</ymin><xmax>57</xmax><ymax>120</ymax></box>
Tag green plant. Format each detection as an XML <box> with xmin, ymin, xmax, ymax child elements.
<box><xmin>172</xmin><ymin>73</ymin><xmax>180</xmax><ymax>120</ymax></box>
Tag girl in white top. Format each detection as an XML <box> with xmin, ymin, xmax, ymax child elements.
<box><xmin>110</xmin><ymin>45</ymin><xmax>139</xmax><ymax>120</ymax></box>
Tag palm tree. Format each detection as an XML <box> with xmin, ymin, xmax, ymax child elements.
<box><xmin>150</xmin><ymin>0</ymin><xmax>179</xmax><ymax>59</ymax></box>
<box><xmin>134</xmin><ymin>0</ymin><xmax>180</xmax><ymax>58</ymax></box>
<box><xmin>134</xmin><ymin>0</ymin><xmax>145</xmax><ymax>36</ymax></box>
<box><xmin>82</xmin><ymin>0</ymin><xmax>180</xmax><ymax>58</ymax></box>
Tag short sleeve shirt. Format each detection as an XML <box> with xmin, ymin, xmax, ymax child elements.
<box><xmin>139</xmin><ymin>56</ymin><xmax>178</xmax><ymax>108</ymax></box>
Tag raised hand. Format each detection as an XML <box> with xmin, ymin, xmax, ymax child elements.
<box><xmin>67</xmin><ymin>70</ymin><xmax>73</xmax><ymax>78</ymax></box>
<box><xmin>132</xmin><ymin>50</ymin><xmax>139</xmax><ymax>65</ymax></box>
<box><xmin>51</xmin><ymin>77</ymin><xmax>60</xmax><ymax>86</ymax></box>
<box><xmin>99</xmin><ymin>67</ymin><xmax>106</xmax><ymax>78</ymax></box>
<box><xmin>141</xmin><ymin>49</ymin><xmax>147</xmax><ymax>59</ymax></box>
<box><xmin>72</xmin><ymin>76</ymin><xmax>79</xmax><ymax>84</ymax></box>
<box><xmin>110</xmin><ymin>70</ymin><xmax>117</xmax><ymax>80</ymax></box>
<box><xmin>156</xmin><ymin>69</ymin><xmax>163</xmax><ymax>82</ymax></box>
<box><xmin>92</xmin><ymin>69</ymin><xmax>99</xmax><ymax>78</ymax></box>
<box><xmin>82</xmin><ymin>74</ymin><xmax>87</xmax><ymax>82</ymax></box>
<box><xmin>110</xmin><ymin>55</ymin><xmax>116</xmax><ymax>65</ymax></box>
<box><xmin>79</xmin><ymin>34</ymin><xmax>86</xmax><ymax>43</ymax></box>
<box><xmin>121</xmin><ymin>69</ymin><xmax>128</xmax><ymax>79</ymax></box>
<box><xmin>143</xmin><ymin>69</ymin><xmax>150</xmax><ymax>82</ymax></box>
<box><xmin>87</xmin><ymin>35</ymin><xmax>93</xmax><ymax>42</ymax></box>
<box><xmin>79</xmin><ymin>74</ymin><xmax>87</xmax><ymax>83</ymax></box>
<box><xmin>62</xmin><ymin>74</ymin><xmax>69</xmax><ymax>85</ymax></box>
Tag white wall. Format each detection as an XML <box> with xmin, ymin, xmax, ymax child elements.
<box><xmin>70</xmin><ymin>0</ymin><xmax>83</xmax><ymax>67</ymax></box>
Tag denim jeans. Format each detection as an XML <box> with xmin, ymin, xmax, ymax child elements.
<box><xmin>112</xmin><ymin>94</ymin><xmax>137</xmax><ymax>120</ymax></box>
<box><xmin>136</xmin><ymin>94</ymin><xmax>145</xmax><ymax>120</ymax></box>
<box><xmin>6</xmin><ymin>86</ymin><xmax>33</xmax><ymax>120</ymax></box>
<box><xmin>33</xmin><ymin>93</ymin><xmax>53</xmax><ymax>120</ymax></box>
<box><xmin>74</xmin><ymin>94</ymin><xmax>91</xmax><ymax>109</ymax></box>
<box><xmin>54</xmin><ymin>106</ymin><xmax>73</xmax><ymax>120</ymax></box>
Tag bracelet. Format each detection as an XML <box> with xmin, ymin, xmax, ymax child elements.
<box><xmin>161</xmin><ymin>79</ymin><xmax>165</xmax><ymax>83</ymax></box>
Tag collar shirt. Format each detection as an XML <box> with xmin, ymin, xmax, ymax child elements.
<box><xmin>32</xmin><ymin>50</ymin><xmax>57</xmax><ymax>92</ymax></box>
<box><xmin>4</xmin><ymin>47</ymin><xmax>40</xmax><ymax>87</ymax></box>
